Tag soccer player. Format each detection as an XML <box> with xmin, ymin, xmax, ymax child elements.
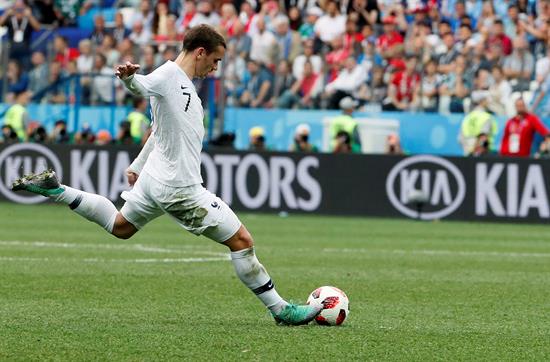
<box><xmin>11</xmin><ymin>24</ymin><xmax>322</xmax><ymax>325</ymax></box>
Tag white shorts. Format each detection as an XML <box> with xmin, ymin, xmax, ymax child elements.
<box><xmin>120</xmin><ymin>171</ymin><xmax>241</xmax><ymax>243</ymax></box>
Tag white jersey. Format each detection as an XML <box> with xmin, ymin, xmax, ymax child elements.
<box><xmin>123</xmin><ymin>61</ymin><xmax>205</xmax><ymax>187</ymax></box>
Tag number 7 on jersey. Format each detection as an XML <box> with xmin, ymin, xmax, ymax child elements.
<box><xmin>181</xmin><ymin>85</ymin><xmax>191</xmax><ymax>112</ymax></box>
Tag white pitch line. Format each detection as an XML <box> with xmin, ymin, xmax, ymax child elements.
<box><xmin>0</xmin><ymin>240</ymin><xmax>225</xmax><ymax>256</ymax></box>
<box><xmin>322</xmin><ymin>248</ymin><xmax>550</xmax><ymax>258</ymax></box>
<box><xmin>0</xmin><ymin>256</ymin><xmax>230</xmax><ymax>263</ymax></box>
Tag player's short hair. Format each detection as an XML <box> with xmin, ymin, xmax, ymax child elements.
<box><xmin>183</xmin><ymin>24</ymin><xmax>226</xmax><ymax>54</ymax></box>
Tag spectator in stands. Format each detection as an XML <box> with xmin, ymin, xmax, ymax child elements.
<box><xmin>90</xmin><ymin>14</ymin><xmax>108</xmax><ymax>46</ymax></box>
<box><xmin>420</xmin><ymin>59</ymin><xmax>441</xmax><ymax>112</ymax></box>
<box><xmin>384</xmin><ymin>55</ymin><xmax>420</xmax><ymax>112</ymax></box>
<box><xmin>438</xmin><ymin>54</ymin><xmax>471</xmax><ymax>113</ymax></box>
<box><xmin>53</xmin><ymin>36</ymin><xmax>79</xmax><ymax>69</ymax></box>
<box><xmin>326</xmin><ymin>37</ymin><xmax>350</xmax><ymax>67</ymax></box>
<box><xmin>487</xmin><ymin>19</ymin><xmax>513</xmax><ymax>56</ymax></box>
<box><xmin>129</xmin><ymin>20</ymin><xmax>152</xmax><ymax>47</ymax></box>
<box><xmin>500</xmin><ymin>98</ymin><xmax>549</xmax><ymax>157</ymax></box>
<box><xmin>287</xmin><ymin>6</ymin><xmax>302</xmax><ymax>31</ymax></box>
<box><xmin>459</xmin><ymin>91</ymin><xmax>497</xmax><ymax>155</ymax></box>
<box><xmin>100</xmin><ymin>34</ymin><xmax>121</xmax><ymax>68</ymax></box>
<box><xmin>76</xmin><ymin>39</ymin><xmax>94</xmax><ymax>74</ymax></box>
<box><xmin>116</xmin><ymin>120</ymin><xmax>134</xmax><ymax>145</ymax></box>
<box><xmin>32</xmin><ymin>0</ymin><xmax>57</xmax><ymax>26</ymax></box>
<box><xmin>3</xmin><ymin>90</ymin><xmax>30</xmax><ymax>141</ymax></box>
<box><xmin>91</xmin><ymin>53</ymin><xmax>115</xmax><ymax>105</ymax></box>
<box><xmin>4</xmin><ymin>60</ymin><xmax>29</xmax><ymax>103</ymax></box>
<box><xmin>290</xmin><ymin>123</ymin><xmax>317</xmax><ymax>152</ymax></box>
<box><xmin>342</xmin><ymin>18</ymin><xmax>363</xmax><ymax>57</ymax></box>
<box><xmin>54</xmin><ymin>0</ymin><xmax>87</xmax><ymax>26</ymax></box>
<box><xmin>131</xmin><ymin>0</ymin><xmax>154</xmax><ymax>32</ymax></box>
<box><xmin>127</xmin><ymin>97</ymin><xmax>150</xmax><ymax>144</ymax></box>
<box><xmin>278</xmin><ymin>60</ymin><xmax>323</xmax><ymax>109</ymax></box>
<box><xmin>488</xmin><ymin>65</ymin><xmax>513</xmax><ymax>116</ymax></box>
<box><xmin>50</xmin><ymin>119</ymin><xmax>70</xmax><ymax>144</ymax></box>
<box><xmin>248</xmin><ymin>126</ymin><xmax>267</xmax><ymax>151</ymax></box>
<box><xmin>189</xmin><ymin>1</ymin><xmax>220</xmax><ymax>28</ymax></box>
<box><xmin>437</xmin><ymin>32</ymin><xmax>459</xmax><ymax>75</ymax></box>
<box><xmin>273</xmin><ymin>15</ymin><xmax>302</xmax><ymax>64</ymax></box>
<box><xmin>532</xmin><ymin>73</ymin><xmax>550</xmax><ymax>118</ymax></box>
<box><xmin>330</xmin><ymin>97</ymin><xmax>361</xmax><ymax>153</ymax></box>
<box><xmin>140</xmin><ymin>45</ymin><xmax>157</xmax><ymax>74</ymax></box>
<box><xmin>224</xmin><ymin>43</ymin><xmax>246</xmax><ymax>106</ymax></box>
<box><xmin>28</xmin><ymin>51</ymin><xmax>48</xmax><ymax>96</ymax></box>
<box><xmin>249</xmin><ymin>16</ymin><xmax>277</xmax><ymax>67</ymax></box>
<box><xmin>324</xmin><ymin>56</ymin><xmax>366</xmax><ymax>109</ymax></box>
<box><xmin>152</xmin><ymin>2</ymin><xmax>171</xmax><ymax>38</ymax></box>
<box><xmin>239</xmin><ymin>59</ymin><xmax>273</xmax><ymax>108</ymax></box>
<box><xmin>385</xmin><ymin>133</ymin><xmax>403</xmax><ymax>155</ymax></box>
<box><xmin>1</xmin><ymin>125</ymin><xmax>19</xmax><ymax>144</ymax></box>
<box><xmin>504</xmin><ymin>36</ymin><xmax>535</xmax><ymax>93</ymax></box>
<box><xmin>112</xmin><ymin>11</ymin><xmax>130</xmax><ymax>45</ymax></box>
<box><xmin>228</xmin><ymin>20</ymin><xmax>251</xmax><ymax>59</ymax></box>
<box><xmin>0</xmin><ymin>0</ymin><xmax>40</xmax><ymax>70</ymax></box>
<box><xmin>45</xmin><ymin>61</ymin><xmax>66</xmax><ymax>104</ymax></box>
<box><xmin>269</xmin><ymin>60</ymin><xmax>295</xmax><ymax>108</ymax></box>
<box><xmin>220</xmin><ymin>3</ymin><xmax>239</xmax><ymax>37</ymax></box>
<box><xmin>315</xmin><ymin>0</ymin><xmax>346</xmax><ymax>44</ymax></box>
<box><xmin>177</xmin><ymin>0</ymin><xmax>196</xmax><ymax>32</ymax></box>
<box><xmin>357</xmin><ymin>66</ymin><xmax>386</xmax><ymax>109</ymax></box>
<box><xmin>535</xmin><ymin>44</ymin><xmax>550</xmax><ymax>85</ymax></box>
<box><xmin>292</xmin><ymin>39</ymin><xmax>323</xmax><ymax>80</ymax></box>
<box><xmin>376</xmin><ymin>15</ymin><xmax>404</xmax><ymax>65</ymax></box>
<box><xmin>118</xmin><ymin>38</ymin><xmax>137</xmax><ymax>64</ymax></box>
<box><xmin>298</xmin><ymin>6</ymin><xmax>322</xmax><ymax>40</ymax></box>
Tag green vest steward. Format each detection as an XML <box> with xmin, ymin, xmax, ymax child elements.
<box><xmin>461</xmin><ymin>109</ymin><xmax>498</xmax><ymax>148</ymax></box>
<box><xmin>330</xmin><ymin>114</ymin><xmax>361</xmax><ymax>153</ymax></box>
<box><xmin>4</xmin><ymin>104</ymin><xmax>26</xmax><ymax>141</ymax></box>
<box><xmin>127</xmin><ymin>111</ymin><xmax>149</xmax><ymax>143</ymax></box>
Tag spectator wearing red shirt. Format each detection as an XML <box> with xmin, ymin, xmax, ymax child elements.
<box><xmin>376</xmin><ymin>16</ymin><xmax>404</xmax><ymax>62</ymax></box>
<box><xmin>384</xmin><ymin>55</ymin><xmax>420</xmax><ymax>111</ymax></box>
<box><xmin>53</xmin><ymin>36</ymin><xmax>79</xmax><ymax>69</ymax></box>
<box><xmin>500</xmin><ymin>98</ymin><xmax>550</xmax><ymax>157</ymax></box>
<box><xmin>486</xmin><ymin>20</ymin><xmax>512</xmax><ymax>56</ymax></box>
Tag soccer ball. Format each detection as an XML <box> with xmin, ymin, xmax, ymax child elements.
<box><xmin>307</xmin><ymin>286</ymin><xmax>349</xmax><ymax>326</ymax></box>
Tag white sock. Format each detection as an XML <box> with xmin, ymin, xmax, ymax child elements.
<box><xmin>231</xmin><ymin>247</ymin><xmax>288</xmax><ymax>314</ymax></box>
<box><xmin>52</xmin><ymin>185</ymin><xmax>118</xmax><ymax>233</ymax></box>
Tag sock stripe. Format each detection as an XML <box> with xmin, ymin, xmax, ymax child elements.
<box><xmin>252</xmin><ymin>279</ymin><xmax>274</xmax><ymax>295</ymax></box>
<box><xmin>69</xmin><ymin>194</ymin><xmax>83</xmax><ymax>210</ymax></box>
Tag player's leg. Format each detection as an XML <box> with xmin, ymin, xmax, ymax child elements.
<box><xmin>222</xmin><ymin>224</ymin><xmax>322</xmax><ymax>325</ymax></box>
<box><xmin>12</xmin><ymin>169</ymin><xmax>151</xmax><ymax>239</ymax></box>
<box><xmin>156</xmin><ymin>184</ymin><xmax>321</xmax><ymax>325</ymax></box>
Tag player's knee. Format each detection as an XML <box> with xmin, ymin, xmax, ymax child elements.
<box><xmin>111</xmin><ymin>214</ymin><xmax>138</xmax><ymax>239</ymax></box>
<box><xmin>224</xmin><ymin>225</ymin><xmax>254</xmax><ymax>251</ymax></box>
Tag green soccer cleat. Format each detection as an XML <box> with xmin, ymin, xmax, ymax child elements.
<box><xmin>11</xmin><ymin>169</ymin><xmax>64</xmax><ymax>197</ymax></box>
<box><xmin>273</xmin><ymin>303</ymin><xmax>323</xmax><ymax>326</ymax></box>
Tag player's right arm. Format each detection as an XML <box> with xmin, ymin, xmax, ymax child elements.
<box><xmin>116</xmin><ymin>61</ymin><xmax>164</xmax><ymax>97</ymax></box>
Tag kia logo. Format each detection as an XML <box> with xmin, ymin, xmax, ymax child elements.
<box><xmin>386</xmin><ymin>155</ymin><xmax>466</xmax><ymax>220</ymax></box>
<box><xmin>0</xmin><ymin>143</ymin><xmax>63</xmax><ymax>204</ymax></box>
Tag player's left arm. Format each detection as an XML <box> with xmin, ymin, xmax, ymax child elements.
<box><xmin>126</xmin><ymin>133</ymin><xmax>155</xmax><ymax>186</ymax></box>
<box><xmin>532</xmin><ymin>114</ymin><xmax>550</xmax><ymax>136</ymax></box>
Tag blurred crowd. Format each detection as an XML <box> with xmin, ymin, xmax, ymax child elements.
<box><xmin>1</xmin><ymin>0</ymin><xmax>550</xmax><ymax>156</ymax></box>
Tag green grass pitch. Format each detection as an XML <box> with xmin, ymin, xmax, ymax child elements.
<box><xmin>1</xmin><ymin>202</ymin><xmax>550</xmax><ymax>361</ymax></box>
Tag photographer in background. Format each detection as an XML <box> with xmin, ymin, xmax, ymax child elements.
<box><xmin>289</xmin><ymin>123</ymin><xmax>317</xmax><ymax>152</ymax></box>
<box><xmin>0</xmin><ymin>0</ymin><xmax>41</xmax><ymax>70</ymax></box>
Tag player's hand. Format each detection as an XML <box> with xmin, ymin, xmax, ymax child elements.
<box><xmin>126</xmin><ymin>170</ymin><xmax>139</xmax><ymax>186</ymax></box>
<box><xmin>115</xmin><ymin>61</ymin><xmax>140</xmax><ymax>80</ymax></box>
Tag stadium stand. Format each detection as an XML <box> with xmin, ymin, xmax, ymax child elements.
<box><xmin>0</xmin><ymin>0</ymin><xmax>549</xmax><ymax>156</ymax></box>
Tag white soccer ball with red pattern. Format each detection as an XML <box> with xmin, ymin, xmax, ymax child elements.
<box><xmin>307</xmin><ymin>286</ymin><xmax>349</xmax><ymax>326</ymax></box>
